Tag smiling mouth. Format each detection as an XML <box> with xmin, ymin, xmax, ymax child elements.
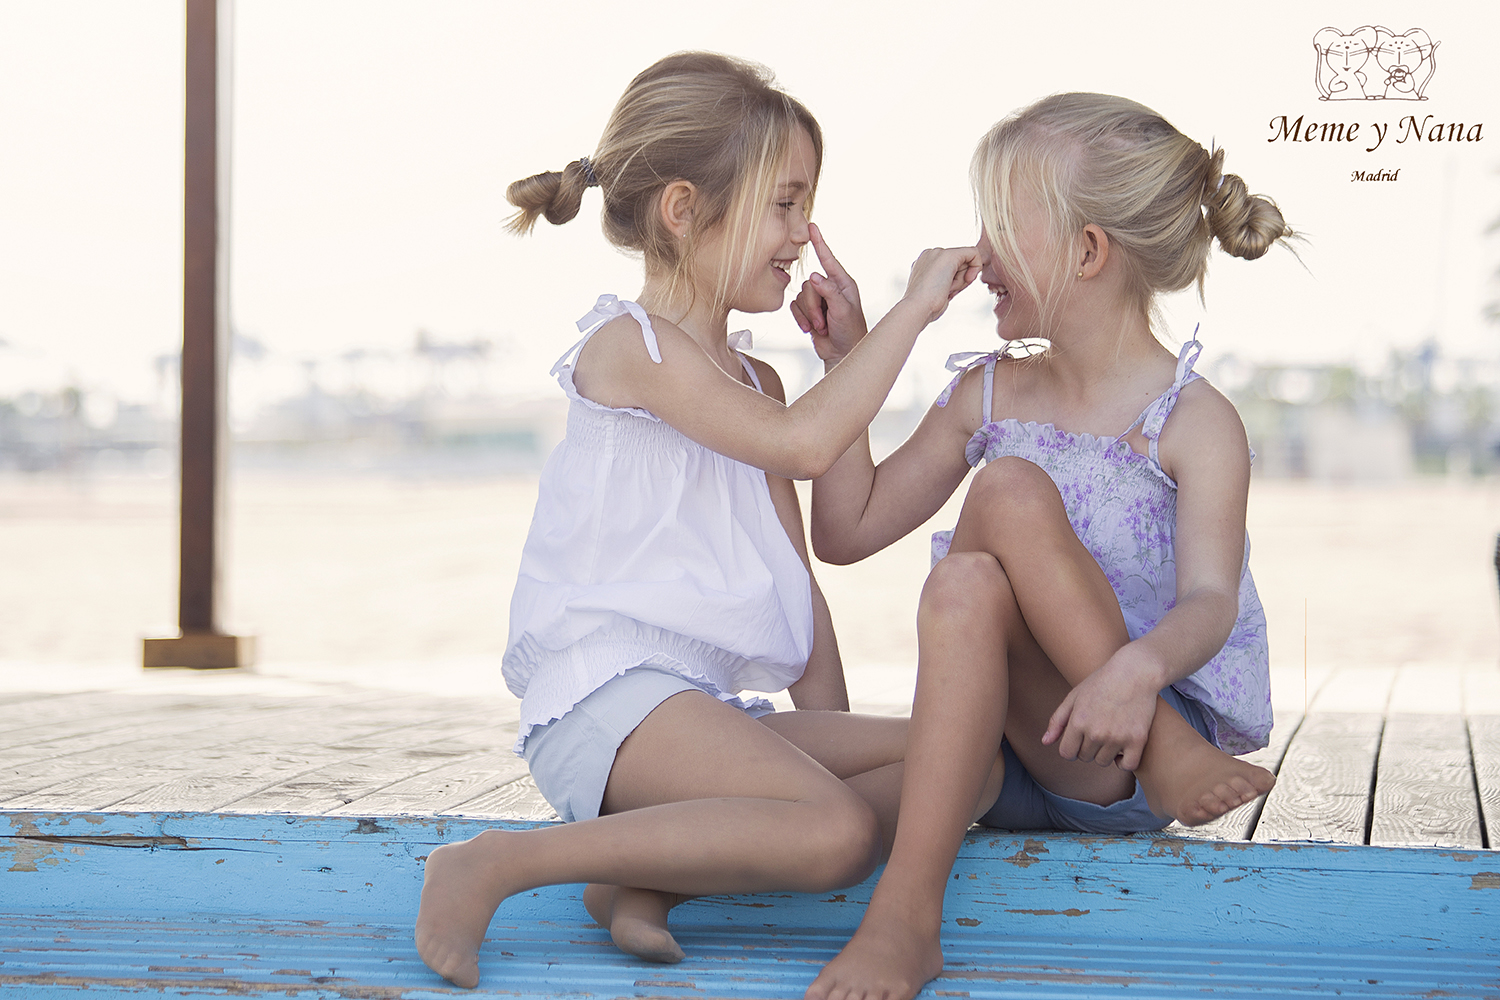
<box><xmin>771</xmin><ymin>259</ymin><xmax>795</xmax><ymax>273</ymax></box>
<box><xmin>988</xmin><ymin>282</ymin><xmax>1010</xmax><ymax>307</ymax></box>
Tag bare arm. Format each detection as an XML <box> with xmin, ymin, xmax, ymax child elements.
<box><xmin>576</xmin><ymin>246</ymin><xmax>981</xmax><ymax>482</ymax></box>
<box><xmin>810</xmin><ymin>374</ymin><xmax>978</xmax><ymax>564</ymax></box>
<box><xmin>1043</xmin><ymin>381</ymin><xmax>1252</xmax><ymax>767</ymax></box>
<box><xmin>793</xmin><ymin>235</ymin><xmax>981</xmax><ymax>564</ymax></box>
<box><xmin>751</xmin><ymin>358</ymin><xmax>849</xmax><ymax>711</ymax></box>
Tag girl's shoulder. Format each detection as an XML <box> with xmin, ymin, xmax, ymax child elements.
<box><xmin>935</xmin><ymin>350</ymin><xmax>1045</xmax><ymax>431</ymax></box>
<box><xmin>1157</xmin><ymin>376</ymin><xmax>1251</xmax><ymax>481</ymax></box>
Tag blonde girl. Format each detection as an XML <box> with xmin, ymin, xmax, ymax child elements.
<box><xmin>414</xmin><ymin>52</ymin><xmax>985</xmax><ymax>989</ymax></box>
<box><xmin>794</xmin><ymin>93</ymin><xmax>1290</xmax><ymax>1000</ymax></box>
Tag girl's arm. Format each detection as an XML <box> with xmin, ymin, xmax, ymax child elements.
<box><xmin>750</xmin><ymin>357</ymin><xmax>849</xmax><ymax>711</ymax></box>
<box><xmin>811</xmin><ymin>373</ymin><xmax>978</xmax><ymax>565</ymax></box>
<box><xmin>794</xmin><ymin>232</ymin><xmax>977</xmax><ymax>564</ymax></box>
<box><xmin>575</xmin><ymin>246</ymin><xmax>980</xmax><ymax>482</ymax></box>
<box><xmin>1043</xmin><ymin>380</ymin><xmax>1251</xmax><ymax>768</ymax></box>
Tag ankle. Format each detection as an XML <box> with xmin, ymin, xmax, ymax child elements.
<box><xmin>866</xmin><ymin>880</ymin><xmax>944</xmax><ymax>936</ymax></box>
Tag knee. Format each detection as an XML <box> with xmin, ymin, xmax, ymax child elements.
<box><xmin>796</xmin><ymin>793</ymin><xmax>881</xmax><ymax>891</ymax></box>
<box><xmin>967</xmin><ymin>456</ymin><xmax>1064</xmax><ymax>523</ymax></box>
<box><xmin>921</xmin><ymin>551</ymin><xmax>1013</xmax><ymax>620</ymax></box>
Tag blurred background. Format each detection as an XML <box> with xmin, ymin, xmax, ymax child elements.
<box><xmin>2</xmin><ymin>0</ymin><xmax>1498</xmax><ymax>694</ymax></box>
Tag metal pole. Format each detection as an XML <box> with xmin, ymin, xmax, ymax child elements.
<box><xmin>144</xmin><ymin>0</ymin><xmax>253</xmax><ymax>669</ymax></box>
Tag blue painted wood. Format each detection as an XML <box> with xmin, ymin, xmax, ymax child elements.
<box><xmin>4</xmin><ymin>811</ymin><xmax>1498</xmax><ymax>998</ymax></box>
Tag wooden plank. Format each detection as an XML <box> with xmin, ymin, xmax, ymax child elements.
<box><xmin>91</xmin><ymin>717</ymin><xmax>512</xmax><ymax>813</ymax></box>
<box><xmin>1162</xmin><ymin>711</ymin><xmax>1302</xmax><ymax>841</ymax></box>
<box><xmin>219</xmin><ymin>733</ymin><xmax>516</xmax><ymax>815</ymax></box>
<box><xmin>1254</xmin><ymin>712</ymin><xmax>1384</xmax><ymax>843</ymax></box>
<box><xmin>2</xmin><ymin>713</ymin><xmax>510</xmax><ymax>812</ymax></box>
<box><xmin>4</xmin><ymin>813</ymin><xmax>1499</xmax><ymax>998</ymax></box>
<box><xmin>0</xmin><ymin>690</ymin><xmax>395</xmax><ymax>763</ymax></box>
<box><xmin>442</xmin><ymin>774</ymin><xmax>560</xmax><ymax>821</ymax></box>
<box><xmin>1370</xmin><ymin>713</ymin><xmax>1483</xmax><ymax>848</ymax></box>
<box><xmin>1470</xmin><ymin>715</ymin><xmax>1500</xmax><ymax>848</ymax></box>
<box><xmin>327</xmin><ymin>749</ymin><xmax>529</xmax><ymax>815</ymax></box>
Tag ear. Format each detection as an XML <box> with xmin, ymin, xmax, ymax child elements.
<box><xmin>658</xmin><ymin>180</ymin><xmax>698</xmax><ymax>239</ymax></box>
<box><xmin>1078</xmin><ymin>224</ymin><xmax>1110</xmax><ymax>280</ymax></box>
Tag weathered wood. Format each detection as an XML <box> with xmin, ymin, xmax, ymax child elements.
<box><xmin>1470</xmin><ymin>715</ymin><xmax>1500</xmax><ymax>848</ymax></box>
<box><xmin>1254</xmin><ymin>712</ymin><xmax>1384</xmax><ymax>842</ymax></box>
<box><xmin>327</xmin><ymin>749</ymin><xmax>528</xmax><ymax>815</ymax></box>
<box><xmin>1</xmin><ymin>707</ymin><xmax>509</xmax><ymax>812</ymax></box>
<box><xmin>1370</xmin><ymin>713</ymin><xmax>1483</xmax><ymax>848</ymax></box>
<box><xmin>221</xmin><ymin>730</ymin><xmax>514</xmax><ymax>815</ymax></box>
<box><xmin>0</xmin><ymin>693</ymin><xmax>452</xmax><ymax>805</ymax></box>
<box><xmin>1162</xmin><ymin>711</ymin><xmax>1303</xmax><ymax>842</ymax></box>
<box><xmin>443</xmin><ymin>774</ymin><xmax>559</xmax><ymax>821</ymax></box>
<box><xmin>3</xmin><ymin>813</ymin><xmax>1497</xmax><ymax>998</ymax></box>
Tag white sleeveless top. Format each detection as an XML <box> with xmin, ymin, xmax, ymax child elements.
<box><xmin>502</xmin><ymin>295</ymin><xmax>815</xmax><ymax>750</ymax></box>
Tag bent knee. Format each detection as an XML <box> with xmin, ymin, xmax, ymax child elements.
<box><xmin>968</xmin><ymin>456</ymin><xmax>1064</xmax><ymax>520</ymax></box>
<box><xmin>796</xmin><ymin>793</ymin><xmax>881</xmax><ymax>891</ymax></box>
<box><xmin>922</xmin><ymin>551</ymin><xmax>1014</xmax><ymax>614</ymax></box>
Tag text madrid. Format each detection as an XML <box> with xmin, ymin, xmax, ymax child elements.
<box><xmin>1268</xmin><ymin>114</ymin><xmax>1483</xmax><ymax>153</ymax></box>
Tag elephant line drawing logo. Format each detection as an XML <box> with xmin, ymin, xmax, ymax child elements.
<box><xmin>1313</xmin><ymin>26</ymin><xmax>1438</xmax><ymax>101</ymax></box>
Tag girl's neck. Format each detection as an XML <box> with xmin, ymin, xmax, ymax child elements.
<box><xmin>1041</xmin><ymin>300</ymin><xmax>1165</xmax><ymax>392</ymax></box>
<box><xmin>638</xmin><ymin>275</ymin><xmax>731</xmax><ymax>352</ymax></box>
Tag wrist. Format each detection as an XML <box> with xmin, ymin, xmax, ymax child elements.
<box><xmin>1108</xmin><ymin>641</ymin><xmax>1173</xmax><ymax>695</ymax></box>
<box><xmin>888</xmin><ymin>295</ymin><xmax>938</xmax><ymax>332</ymax></box>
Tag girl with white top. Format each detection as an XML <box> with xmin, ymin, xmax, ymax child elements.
<box><xmin>414</xmin><ymin>52</ymin><xmax>985</xmax><ymax>989</ymax></box>
<box><xmin>794</xmin><ymin>94</ymin><xmax>1291</xmax><ymax>1000</ymax></box>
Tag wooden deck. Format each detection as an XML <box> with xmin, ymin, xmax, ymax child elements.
<box><xmin>3</xmin><ymin>661</ymin><xmax>1499</xmax><ymax>996</ymax></box>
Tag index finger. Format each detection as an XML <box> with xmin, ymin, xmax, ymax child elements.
<box><xmin>807</xmin><ymin>223</ymin><xmax>851</xmax><ymax>282</ymax></box>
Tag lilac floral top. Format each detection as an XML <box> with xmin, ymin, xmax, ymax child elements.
<box><xmin>931</xmin><ymin>339</ymin><xmax>1272</xmax><ymax>754</ymax></box>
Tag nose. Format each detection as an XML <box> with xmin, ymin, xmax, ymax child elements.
<box><xmin>791</xmin><ymin>211</ymin><xmax>811</xmax><ymax>247</ymax></box>
<box><xmin>976</xmin><ymin>231</ymin><xmax>994</xmax><ymax>266</ymax></box>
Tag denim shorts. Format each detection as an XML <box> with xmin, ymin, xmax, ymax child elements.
<box><xmin>977</xmin><ymin>685</ymin><xmax>1216</xmax><ymax>834</ymax></box>
<box><xmin>521</xmin><ymin>666</ymin><xmax>773</xmax><ymax>823</ymax></box>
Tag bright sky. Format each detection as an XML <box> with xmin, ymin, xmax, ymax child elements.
<box><xmin>1</xmin><ymin>0</ymin><xmax>1497</xmax><ymax>408</ymax></box>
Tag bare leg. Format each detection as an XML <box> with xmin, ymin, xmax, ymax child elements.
<box><xmin>946</xmin><ymin>458</ymin><xmax>1273</xmax><ymax>825</ymax></box>
<box><xmin>587</xmin><ymin>710</ymin><xmax>939</xmax><ymax>963</ymax></box>
<box><xmin>808</xmin><ymin>460</ymin><xmax>1272</xmax><ymax>1000</ymax></box>
<box><xmin>416</xmin><ymin>691</ymin><xmax>883</xmax><ymax>988</ymax></box>
<box><xmin>807</xmin><ymin>551</ymin><xmax>1013</xmax><ymax>1000</ymax></box>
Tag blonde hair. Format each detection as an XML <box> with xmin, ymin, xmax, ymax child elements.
<box><xmin>971</xmin><ymin>93</ymin><xmax>1293</xmax><ymax>334</ymax></box>
<box><xmin>506</xmin><ymin>51</ymin><xmax>822</xmax><ymax>312</ymax></box>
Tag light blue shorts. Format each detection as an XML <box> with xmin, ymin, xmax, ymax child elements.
<box><xmin>521</xmin><ymin>667</ymin><xmax>773</xmax><ymax>824</ymax></box>
<box><xmin>977</xmin><ymin>685</ymin><xmax>1217</xmax><ymax>835</ymax></box>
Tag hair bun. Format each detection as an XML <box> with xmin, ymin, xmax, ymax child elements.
<box><xmin>1204</xmin><ymin>172</ymin><xmax>1291</xmax><ymax>261</ymax></box>
<box><xmin>505</xmin><ymin>160</ymin><xmax>593</xmax><ymax>235</ymax></box>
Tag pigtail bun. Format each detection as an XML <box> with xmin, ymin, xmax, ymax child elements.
<box><xmin>1203</xmin><ymin>151</ymin><xmax>1291</xmax><ymax>261</ymax></box>
<box><xmin>505</xmin><ymin>159</ymin><xmax>593</xmax><ymax>235</ymax></box>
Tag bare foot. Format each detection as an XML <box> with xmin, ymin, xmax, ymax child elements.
<box><xmin>415</xmin><ymin>831</ymin><xmax>517</xmax><ymax>988</ymax></box>
<box><xmin>1138</xmin><ymin>730</ymin><xmax>1276</xmax><ymax>826</ymax></box>
<box><xmin>804</xmin><ymin>905</ymin><xmax>943</xmax><ymax>1000</ymax></box>
<box><xmin>583</xmin><ymin>882</ymin><xmax>615</xmax><ymax>929</ymax></box>
<box><xmin>582</xmin><ymin>883</ymin><xmax>686</xmax><ymax>963</ymax></box>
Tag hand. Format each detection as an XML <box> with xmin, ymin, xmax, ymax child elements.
<box><xmin>902</xmin><ymin>245</ymin><xmax>983</xmax><ymax>324</ymax></box>
<box><xmin>1041</xmin><ymin>648</ymin><xmax>1163</xmax><ymax>771</ymax></box>
<box><xmin>790</xmin><ymin>224</ymin><xmax>867</xmax><ymax>363</ymax></box>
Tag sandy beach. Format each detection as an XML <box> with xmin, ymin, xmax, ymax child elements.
<box><xmin>3</xmin><ymin>472</ymin><xmax>1498</xmax><ymax>700</ymax></box>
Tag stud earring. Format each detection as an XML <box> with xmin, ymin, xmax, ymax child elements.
<box><xmin>1077</xmin><ymin>269</ymin><xmax>1084</xmax><ymax>278</ymax></box>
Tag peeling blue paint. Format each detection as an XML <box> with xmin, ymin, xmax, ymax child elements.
<box><xmin>3</xmin><ymin>811</ymin><xmax>1498</xmax><ymax>997</ymax></box>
